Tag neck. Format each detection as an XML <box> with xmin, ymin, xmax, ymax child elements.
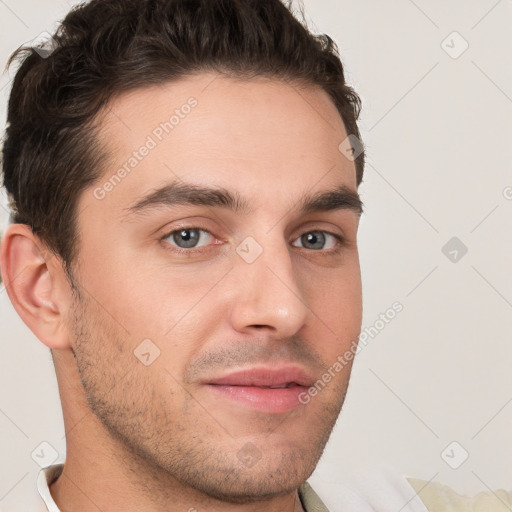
<box><xmin>49</xmin><ymin>455</ymin><xmax>306</xmax><ymax>512</ymax></box>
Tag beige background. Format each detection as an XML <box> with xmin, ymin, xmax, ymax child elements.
<box><xmin>1</xmin><ymin>0</ymin><xmax>511</xmax><ymax>509</ymax></box>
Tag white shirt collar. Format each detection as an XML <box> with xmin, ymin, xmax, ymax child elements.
<box><xmin>37</xmin><ymin>464</ymin><xmax>64</xmax><ymax>512</ymax></box>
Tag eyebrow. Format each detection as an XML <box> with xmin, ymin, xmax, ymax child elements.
<box><xmin>123</xmin><ymin>181</ymin><xmax>363</xmax><ymax>219</ymax></box>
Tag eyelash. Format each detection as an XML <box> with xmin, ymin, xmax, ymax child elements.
<box><xmin>160</xmin><ymin>226</ymin><xmax>346</xmax><ymax>257</ymax></box>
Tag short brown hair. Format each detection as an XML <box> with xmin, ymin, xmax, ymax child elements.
<box><xmin>1</xmin><ymin>0</ymin><xmax>364</xmax><ymax>274</ymax></box>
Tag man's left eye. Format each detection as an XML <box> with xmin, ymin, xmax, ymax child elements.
<box><xmin>291</xmin><ymin>231</ymin><xmax>341</xmax><ymax>251</ymax></box>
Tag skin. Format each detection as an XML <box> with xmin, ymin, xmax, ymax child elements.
<box><xmin>1</xmin><ymin>73</ymin><xmax>362</xmax><ymax>512</ymax></box>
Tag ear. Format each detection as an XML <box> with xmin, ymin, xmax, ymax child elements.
<box><xmin>0</xmin><ymin>224</ymin><xmax>72</xmax><ymax>350</ymax></box>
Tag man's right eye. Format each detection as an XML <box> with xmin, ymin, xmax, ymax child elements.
<box><xmin>161</xmin><ymin>227</ymin><xmax>223</xmax><ymax>255</ymax></box>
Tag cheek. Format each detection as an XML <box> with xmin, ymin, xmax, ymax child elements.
<box><xmin>305</xmin><ymin>254</ymin><xmax>361</xmax><ymax>305</ymax></box>
<box><xmin>78</xmin><ymin>238</ymin><xmax>229</xmax><ymax>337</ymax></box>
<box><xmin>302</xmin><ymin>260</ymin><xmax>362</xmax><ymax>353</ymax></box>
<box><xmin>126</xmin><ymin>263</ymin><xmax>230</xmax><ymax>337</ymax></box>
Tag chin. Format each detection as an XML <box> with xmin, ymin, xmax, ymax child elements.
<box><xmin>185</xmin><ymin>463</ymin><xmax>312</xmax><ymax>504</ymax></box>
<box><xmin>169</xmin><ymin>439</ymin><xmax>321</xmax><ymax>504</ymax></box>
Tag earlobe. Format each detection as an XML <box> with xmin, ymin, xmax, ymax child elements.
<box><xmin>0</xmin><ymin>224</ymin><xmax>72</xmax><ymax>350</ymax></box>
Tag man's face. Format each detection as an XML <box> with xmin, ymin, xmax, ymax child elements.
<box><xmin>69</xmin><ymin>73</ymin><xmax>362</xmax><ymax>502</ymax></box>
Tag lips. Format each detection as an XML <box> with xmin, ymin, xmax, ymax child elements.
<box><xmin>203</xmin><ymin>366</ymin><xmax>315</xmax><ymax>413</ymax></box>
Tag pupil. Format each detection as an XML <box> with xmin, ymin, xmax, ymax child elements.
<box><xmin>303</xmin><ymin>231</ymin><xmax>324</xmax><ymax>250</ymax></box>
<box><xmin>174</xmin><ymin>229</ymin><xmax>199</xmax><ymax>248</ymax></box>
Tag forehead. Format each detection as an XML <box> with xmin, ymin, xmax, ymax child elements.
<box><xmin>86</xmin><ymin>73</ymin><xmax>357</xmax><ymax>217</ymax></box>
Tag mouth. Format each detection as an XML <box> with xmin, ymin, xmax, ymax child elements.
<box><xmin>203</xmin><ymin>366</ymin><xmax>315</xmax><ymax>413</ymax></box>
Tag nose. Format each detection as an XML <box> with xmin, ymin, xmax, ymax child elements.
<box><xmin>228</xmin><ymin>237</ymin><xmax>309</xmax><ymax>338</ymax></box>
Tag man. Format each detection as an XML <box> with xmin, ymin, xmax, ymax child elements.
<box><xmin>1</xmin><ymin>1</ymin><xmax>510</xmax><ymax>511</ymax></box>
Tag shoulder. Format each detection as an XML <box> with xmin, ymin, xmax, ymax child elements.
<box><xmin>305</xmin><ymin>463</ymin><xmax>430</xmax><ymax>511</ymax></box>
<box><xmin>407</xmin><ymin>477</ymin><xmax>512</xmax><ymax>512</ymax></box>
<box><xmin>305</xmin><ymin>462</ymin><xmax>511</xmax><ymax>512</ymax></box>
